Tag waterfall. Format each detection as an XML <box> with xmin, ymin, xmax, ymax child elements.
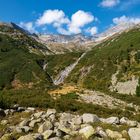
<box><xmin>53</xmin><ymin>52</ymin><xmax>86</xmax><ymax>85</ymax></box>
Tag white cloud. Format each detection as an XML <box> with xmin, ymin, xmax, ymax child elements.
<box><xmin>36</xmin><ymin>10</ymin><xmax>95</xmax><ymax>35</ymax></box>
<box><xmin>36</xmin><ymin>9</ymin><xmax>69</xmax><ymax>26</ymax></box>
<box><xmin>86</xmin><ymin>27</ymin><xmax>98</xmax><ymax>35</ymax></box>
<box><xmin>100</xmin><ymin>0</ymin><xmax>120</xmax><ymax>8</ymax></box>
<box><xmin>113</xmin><ymin>15</ymin><xmax>140</xmax><ymax>25</ymax></box>
<box><xmin>68</xmin><ymin>10</ymin><xmax>94</xmax><ymax>34</ymax></box>
<box><xmin>19</xmin><ymin>22</ymin><xmax>36</xmax><ymax>33</ymax></box>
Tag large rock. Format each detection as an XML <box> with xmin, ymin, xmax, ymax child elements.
<box><xmin>101</xmin><ymin>117</ymin><xmax>119</xmax><ymax>124</ymax></box>
<box><xmin>120</xmin><ymin>117</ymin><xmax>129</xmax><ymax>124</ymax></box>
<box><xmin>48</xmin><ymin>137</ymin><xmax>61</xmax><ymax>140</ymax></box>
<box><xmin>16</xmin><ymin>126</ymin><xmax>32</xmax><ymax>133</ymax></box>
<box><xmin>79</xmin><ymin>125</ymin><xmax>95</xmax><ymax>139</ymax></box>
<box><xmin>4</xmin><ymin>109</ymin><xmax>11</xmax><ymax>116</ymax></box>
<box><xmin>21</xmin><ymin>126</ymin><xmax>32</xmax><ymax>133</ymax></box>
<box><xmin>106</xmin><ymin>129</ymin><xmax>122</xmax><ymax>139</ymax></box>
<box><xmin>1</xmin><ymin>120</ymin><xmax>8</xmax><ymax>125</ymax></box>
<box><xmin>120</xmin><ymin>117</ymin><xmax>137</xmax><ymax>127</ymax></box>
<box><xmin>70</xmin><ymin>123</ymin><xmax>81</xmax><ymax>131</ymax></box>
<box><xmin>63</xmin><ymin>135</ymin><xmax>70</xmax><ymax>140</ymax></box>
<box><xmin>59</xmin><ymin>113</ymin><xmax>74</xmax><ymax>125</ymax></box>
<box><xmin>58</xmin><ymin>125</ymin><xmax>71</xmax><ymax>135</ymax></box>
<box><xmin>38</xmin><ymin>121</ymin><xmax>53</xmax><ymax>133</ymax></box>
<box><xmin>17</xmin><ymin>107</ymin><xmax>26</xmax><ymax>112</ymax></box>
<box><xmin>71</xmin><ymin>116</ymin><xmax>82</xmax><ymax>125</ymax></box>
<box><xmin>82</xmin><ymin>113</ymin><xmax>99</xmax><ymax>123</ymax></box>
<box><xmin>0</xmin><ymin>134</ymin><xmax>13</xmax><ymax>140</ymax></box>
<box><xmin>42</xmin><ymin>130</ymin><xmax>53</xmax><ymax>139</ymax></box>
<box><xmin>46</xmin><ymin>109</ymin><xmax>56</xmax><ymax>117</ymax></box>
<box><xmin>29</xmin><ymin>118</ymin><xmax>42</xmax><ymax>127</ymax></box>
<box><xmin>137</xmin><ymin>123</ymin><xmax>140</xmax><ymax>128</ymax></box>
<box><xmin>27</xmin><ymin>107</ymin><xmax>36</xmax><ymax>112</ymax></box>
<box><xmin>19</xmin><ymin>119</ymin><xmax>30</xmax><ymax>127</ymax></box>
<box><xmin>47</xmin><ymin>114</ymin><xmax>56</xmax><ymax>123</ymax></box>
<box><xmin>54</xmin><ymin>128</ymin><xmax>63</xmax><ymax>137</ymax></box>
<box><xmin>128</xmin><ymin>128</ymin><xmax>140</xmax><ymax>140</ymax></box>
<box><xmin>96</xmin><ymin>127</ymin><xmax>107</xmax><ymax>138</ymax></box>
<box><xmin>33</xmin><ymin>111</ymin><xmax>44</xmax><ymax>118</ymax></box>
<box><xmin>117</xmin><ymin>138</ymin><xmax>127</xmax><ymax>140</ymax></box>
<box><xmin>127</xmin><ymin>121</ymin><xmax>138</xmax><ymax>127</ymax></box>
<box><xmin>32</xmin><ymin>133</ymin><xmax>43</xmax><ymax>140</ymax></box>
<box><xmin>4</xmin><ymin>109</ymin><xmax>15</xmax><ymax>116</ymax></box>
<box><xmin>18</xmin><ymin>134</ymin><xmax>35</xmax><ymax>140</ymax></box>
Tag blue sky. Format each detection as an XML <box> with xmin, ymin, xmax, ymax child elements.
<box><xmin>0</xmin><ymin>0</ymin><xmax>140</xmax><ymax>35</ymax></box>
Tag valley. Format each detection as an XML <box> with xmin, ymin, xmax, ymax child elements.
<box><xmin>0</xmin><ymin>22</ymin><xmax>140</xmax><ymax>140</ymax></box>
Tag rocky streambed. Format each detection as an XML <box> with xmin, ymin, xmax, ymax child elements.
<box><xmin>0</xmin><ymin>106</ymin><xmax>140</xmax><ymax>140</ymax></box>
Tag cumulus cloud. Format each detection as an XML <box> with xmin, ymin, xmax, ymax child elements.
<box><xmin>36</xmin><ymin>9</ymin><xmax>69</xmax><ymax>27</ymax></box>
<box><xmin>68</xmin><ymin>10</ymin><xmax>94</xmax><ymax>34</ymax></box>
<box><xmin>113</xmin><ymin>15</ymin><xmax>140</xmax><ymax>25</ymax></box>
<box><xmin>36</xmin><ymin>9</ymin><xmax>96</xmax><ymax>35</ymax></box>
<box><xmin>85</xmin><ymin>27</ymin><xmax>98</xmax><ymax>35</ymax></box>
<box><xmin>19</xmin><ymin>10</ymin><xmax>97</xmax><ymax>35</ymax></box>
<box><xmin>19</xmin><ymin>22</ymin><xmax>36</xmax><ymax>33</ymax></box>
<box><xmin>100</xmin><ymin>0</ymin><xmax>120</xmax><ymax>8</ymax></box>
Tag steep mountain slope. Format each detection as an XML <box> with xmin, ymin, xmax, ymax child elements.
<box><xmin>94</xmin><ymin>22</ymin><xmax>140</xmax><ymax>42</ymax></box>
<box><xmin>1</xmin><ymin>21</ymin><xmax>140</xmax><ymax>96</ymax></box>
<box><xmin>0</xmin><ymin>23</ymin><xmax>55</xmax><ymax>89</ymax></box>
<box><xmin>0</xmin><ymin>22</ymin><xmax>53</xmax><ymax>55</ymax></box>
<box><xmin>0</xmin><ymin>22</ymin><xmax>84</xmax><ymax>90</ymax></box>
<box><xmin>65</xmin><ymin>27</ymin><xmax>140</xmax><ymax>95</ymax></box>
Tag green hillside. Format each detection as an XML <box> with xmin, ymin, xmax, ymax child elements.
<box><xmin>45</xmin><ymin>52</ymin><xmax>82</xmax><ymax>78</ymax></box>
<box><xmin>66</xmin><ymin>28</ymin><xmax>140</xmax><ymax>94</ymax></box>
<box><xmin>0</xmin><ymin>24</ymin><xmax>83</xmax><ymax>90</ymax></box>
<box><xmin>1</xmin><ymin>24</ymin><xmax>140</xmax><ymax>122</ymax></box>
<box><xmin>0</xmin><ymin>33</ymin><xmax>54</xmax><ymax>89</ymax></box>
<box><xmin>1</xmin><ymin>23</ymin><xmax>140</xmax><ymax>94</ymax></box>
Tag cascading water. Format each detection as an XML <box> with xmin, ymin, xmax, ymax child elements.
<box><xmin>53</xmin><ymin>52</ymin><xmax>86</xmax><ymax>85</ymax></box>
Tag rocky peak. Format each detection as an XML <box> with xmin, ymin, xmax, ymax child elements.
<box><xmin>38</xmin><ymin>33</ymin><xmax>93</xmax><ymax>44</ymax></box>
<box><xmin>94</xmin><ymin>22</ymin><xmax>140</xmax><ymax>42</ymax></box>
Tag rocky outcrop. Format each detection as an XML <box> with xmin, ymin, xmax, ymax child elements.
<box><xmin>106</xmin><ymin>129</ymin><xmax>123</xmax><ymax>139</ymax></box>
<box><xmin>79</xmin><ymin>90</ymin><xmax>131</xmax><ymax>109</ymax></box>
<box><xmin>18</xmin><ymin>134</ymin><xmax>35</xmax><ymax>140</ymax></box>
<box><xmin>128</xmin><ymin>128</ymin><xmax>140</xmax><ymax>140</ymax></box>
<box><xmin>82</xmin><ymin>113</ymin><xmax>99</xmax><ymax>123</ymax></box>
<box><xmin>100</xmin><ymin>117</ymin><xmax>120</xmax><ymax>124</ymax></box>
<box><xmin>79</xmin><ymin>125</ymin><xmax>95</xmax><ymax>139</ymax></box>
<box><xmin>110</xmin><ymin>70</ymin><xmax>139</xmax><ymax>95</ymax></box>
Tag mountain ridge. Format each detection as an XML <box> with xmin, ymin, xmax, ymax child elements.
<box><xmin>1</xmin><ymin>21</ymin><xmax>140</xmax><ymax>140</ymax></box>
<box><xmin>1</xmin><ymin>21</ymin><xmax>140</xmax><ymax>95</ymax></box>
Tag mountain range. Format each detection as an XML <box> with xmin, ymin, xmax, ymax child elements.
<box><xmin>1</xmin><ymin>21</ymin><xmax>140</xmax><ymax>140</ymax></box>
<box><xmin>1</xmin><ymin>21</ymin><xmax>140</xmax><ymax>93</ymax></box>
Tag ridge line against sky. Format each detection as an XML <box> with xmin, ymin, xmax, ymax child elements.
<box><xmin>0</xmin><ymin>0</ymin><xmax>140</xmax><ymax>35</ymax></box>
